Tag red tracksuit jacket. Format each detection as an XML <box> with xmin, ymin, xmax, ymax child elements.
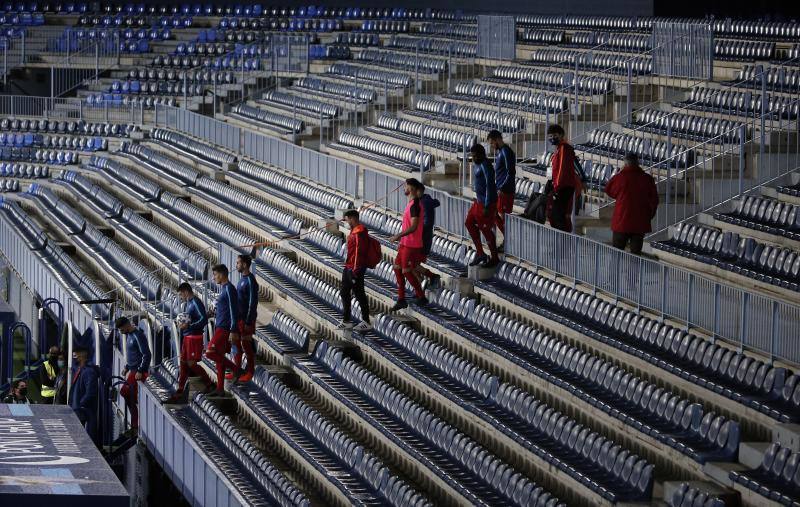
<box><xmin>345</xmin><ymin>224</ymin><xmax>369</xmax><ymax>272</ymax></box>
<box><xmin>605</xmin><ymin>164</ymin><xmax>659</xmax><ymax>234</ymax></box>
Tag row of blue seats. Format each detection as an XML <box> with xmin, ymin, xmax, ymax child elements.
<box><xmin>364</xmin><ymin>313</ymin><xmax>654</xmax><ymax>501</ymax></box>
<box><xmin>88</xmin><ymin>155</ymin><xmax>161</xmax><ymax>201</ymax></box>
<box><xmin>152</xmin><ymin>54</ymin><xmax>264</xmax><ymax>71</ymax></box>
<box><xmin>308</xmin><ymin>342</ymin><xmax>563</xmax><ymax>506</ymax></box>
<box><xmin>120</xmin><ymin>141</ymin><xmax>200</xmax><ymax>185</ymax></box>
<box><xmin>55</xmin><ymin>169</ymin><xmax>208</xmax><ymax>279</ymax></box>
<box><xmin>0</xmin><ymin>133</ymin><xmax>106</xmax><ymax>151</ymax></box>
<box><xmin>84</xmin><ymin>94</ymin><xmax>177</xmax><ymax>109</ymax></box>
<box><xmin>481</xmin><ymin>262</ymin><xmax>799</xmax><ymax>422</ymax></box>
<box><xmin>110</xmin><ymin>80</ymin><xmax>205</xmax><ymax>97</ymax></box>
<box><xmin>193</xmin><ymin>176</ymin><xmax>303</xmax><ymax>237</ymax></box>
<box><xmin>230</xmin><ymin>104</ymin><xmax>305</xmax><ymax>134</ymax></box>
<box><xmin>631</xmin><ymin>108</ymin><xmax>745</xmax><ymax>144</ymax></box>
<box><xmin>669</xmin><ymin>483</ymin><xmax>727</xmax><ymax>507</ymax></box>
<box><xmin>236</xmin><ymin>159</ymin><xmax>353</xmax><ymax>216</ymax></box>
<box><xmin>292</xmin><ymin>76</ymin><xmax>376</xmax><ymax>103</ymax></box>
<box><xmin>308</xmin><ymin>43</ymin><xmax>349</xmax><ymax>60</ymax></box>
<box><xmin>680</xmin><ymin>86</ymin><xmax>799</xmax><ymax>120</ymax></box>
<box><xmin>717</xmin><ymin>194</ymin><xmax>800</xmax><ymax>241</ymax></box>
<box><xmin>0</xmin><ymin>200</ymin><xmax>108</xmax><ymax>315</ymax></box>
<box><xmin>730</xmin><ymin>442</ymin><xmax>800</xmax><ymax>506</ymax></box>
<box><xmin>150</xmin><ymin>128</ymin><xmax>236</xmax><ymax>166</ymax></box>
<box><xmin>579</xmin><ymin>129</ymin><xmax>695</xmax><ymax>169</ymax></box>
<box><xmin>406</xmin><ymin>98</ymin><xmax>525</xmax><ymax>134</ymax></box>
<box><xmin>0</xmin><ymin>11</ymin><xmax>40</xmax><ymax>24</ymax></box>
<box><xmin>88</xmin><ymin>154</ymin><xmax>256</xmax><ymax>252</ymax></box>
<box><xmin>0</xmin><ymin>118</ymin><xmax>137</xmax><ymax>137</ymax></box>
<box><xmin>0</xmin><ymin>147</ymin><xmax>78</xmax><ymax>165</ymax></box>
<box><xmin>416</xmin><ymin>289</ymin><xmax>740</xmax><ymax>464</ymax></box>
<box><xmin>64</xmin><ymin>27</ymin><xmax>172</xmax><ymax>40</ymax></box>
<box><xmin>119</xmin><ymin>143</ymin><xmax>303</xmax><ymax>238</ymax></box>
<box><xmin>26</xmin><ymin>183</ymin><xmax>162</xmax><ymax>300</ymax></box>
<box><xmin>0</xmin><ymin>178</ymin><xmax>20</xmax><ymax>192</ymax></box>
<box><xmin>778</xmin><ymin>181</ymin><xmax>800</xmax><ymax>198</ymax></box>
<box><xmin>78</xmin><ymin>14</ymin><xmax>192</xmax><ymax>28</ymax></box>
<box><xmin>126</xmin><ymin>68</ymin><xmax>238</xmax><ymax>85</ymax></box>
<box><xmin>255</xmin><ymin>311</ymin><xmax>309</xmax><ymax>355</ymax></box>
<box><xmin>241</xmin><ymin>368</ymin><xmax>433</xmax><ymax>506</ymax></box>
<box><xmin>654</xmin><ymin>222</ymin><xmax>800</xmax><ymax>292</ymax></box>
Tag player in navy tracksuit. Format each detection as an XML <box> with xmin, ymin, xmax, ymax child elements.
<box><xmin>414</xmin><ymin>184</ymin><xmax>441</xmax><ymax>288</ymax></box>
<box><xmin>69</xmin><ymin>345</ymin><xmax>98</xmax><ymax>442</ymax></box>
<box><xmin>488</xmin><ymin>130</ymin><xmax>516</xmax><ymax>237</ymax></box>
<box><xmin>116</xmin><ymin>317</ymin><xmax>151</xmax><ymax>429</ymax></box>
<box><xmin>167</xmin><ymin>283</ymin><xmax>214</xmax><ymax>404</ymax></box>
<box><xmin>207</xmin><ymin>263</ymin><xmax>243</xmax><ymax>393</ymax></box>
<box><xmin>235</xmin><ymin>254</ymin><xmax>258</xmax><ymax>382</ymax></box>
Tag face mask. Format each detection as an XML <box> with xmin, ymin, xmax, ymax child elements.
<box><xmin>18</xmin><ymin>388</ymin><xmax>27</xmax><ymax>397</ymax></box>
<box><xmin>548</xmin><ymin>137</ymin><xmax>560</xmax><ymax>146</ymax></box>
<box><xmin>404</xmin><ymin>190</ymin><xmax>411</xmax><ymax>196</ymax></box>
<box><xmin>57</xmin><ymin>360</ymin><xmax>65</xmax><ymax>368</ymax></box>
<box><xmin>49</xmin><ymin>355</ymin><xmax>58</xmax><ymax>363</ymax></box>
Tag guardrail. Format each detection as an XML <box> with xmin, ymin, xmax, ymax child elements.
<box><xmin>505</xmin><ymin>214</ymin><xmax>800</xmax><ymax>365</ymax></box>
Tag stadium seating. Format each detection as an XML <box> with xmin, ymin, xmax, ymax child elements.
<box><xmin>240</xmin><ymin>369</ymin><xmax>434</xmax><ymax>506</ymax></box>
<box><xmin>483</xmin><ymin>262</ymin><xmax>799</xmax><ymax>422</ymax></box>
<box><xmin>715</xmin><ymin>194</ymin><xmax>800</xmax><ymax>241</ymax></box>
<box><xmin>230</xmin><ymin>104</ymin><xmax>306</xmax><ymax>134</ymax></box>
<box><xmin>150</xmin><ymin>128</ymin><xmax>237</xmax><ymax>166</ymax></box>
<box><xmin>236</xmin><ymin>160</ymin><xmax>353</xmax><ymax>215</ymax></box>
<box><xmin>653</xmin><ymin>222</ymin><xmax>800</xmax><ymax>291</ymax></box>
<box><xmin>292</xmin><ymin>76</ymin><xmax>377</xmax><ymax>103</ymax></box>
<box><xmin>669</xmin><ymin>483</ymin><xmax>728</xmax><ymax>507</ymax></box>
<box><xmin>729</xmin><ymin>442</ymin><xmax>800</xmax><ymax>505</ymax></box>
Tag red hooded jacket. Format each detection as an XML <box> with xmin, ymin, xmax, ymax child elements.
<box><xmin>551</xmin><ymin>141</ymin><xmax>580</xmax><ymax>191</ymax></box>
<box><xmin>345</xmin><ymin>223</ymin><xmax>370</xmax><ymax>272</ymax></box>
<box><xmin>605</xmin><ymin>164</ymin><xmax>659</xmax><ymax>234</ymax></box>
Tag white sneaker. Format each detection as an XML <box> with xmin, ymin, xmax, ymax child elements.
<box><xmin>336</xmin><ymin>321</ymin><xmax>354</xmax><ymax>329</ymax></box>
<box><xmin>353</xmin><ymin>322</ymin><xmax>372</xmax><ymax>332</ymax></box>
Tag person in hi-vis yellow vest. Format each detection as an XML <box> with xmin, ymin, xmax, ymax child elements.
<box><xmin>39</xmin><ymin>346</ymin><xmax>63</xmax><ymax>403</ymax></box>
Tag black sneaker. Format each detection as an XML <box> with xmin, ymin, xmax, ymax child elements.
<box><xmin>414</xmin><ymin>296</ymin><xmax>429</xmax><ymax>307</ymax></box>
<box><xmin>428</xmin><ymin>274</ymin><xmax>441</xmax><ymax>289</ymax></box>
<box><xmin>390</xmin><ymin>299</ymin><xmax>408</xmax><ymax>312</ymax></box>
<box><xmin>482</xmin><ymin>258</ymin><xmax>500</xmax><ymax>269</ymax></box>
<box><xmin>469</xmin><ymin>254</ymin><xmax>488</xmax><ymax>267</ymax></box>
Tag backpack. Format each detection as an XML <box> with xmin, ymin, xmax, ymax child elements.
<box><xmin>364</xmin><ymin>234</ymin><xmax>382</xmax><ymax>269</ymax></box>
<box><xmin>523</xmin><ymin>192</ymin><xmax>548</xmax><ymax>224</ymax></box>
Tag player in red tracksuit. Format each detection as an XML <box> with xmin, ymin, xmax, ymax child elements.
<box><xmin>166</xmin><ymin>282</ymin><xmax>214</xmax><ymax>404</ymax></box>
<box><xmin>605</xmin><ymin>153</ymin><xmax>659</xmax><ymax>255</ymax></box>
<box><xmin>207</xmin><ymin>263</ymin><xmax>244</xmax><ymax>394</ymax></box>
<box><xmin>389</xmin><ymin>178</ymin><xmax>427</xmax><ymax>311</ymax></box>
<box><xmin>338</xmin><ymin>209</ymin><xmax>373</xmax><ymax>332</ymax></box>
<box><xmin>547</xmin><ymin>124</ymin><xmax>582</xmax><ymax>232</ymax></box>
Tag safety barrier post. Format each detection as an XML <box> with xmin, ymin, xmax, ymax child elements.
<box><xmin>738</xmin><ymin>124</ymin><xmax>746</xmax><ymax>196</ymax></box>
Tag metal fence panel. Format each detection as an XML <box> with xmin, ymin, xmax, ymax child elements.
<box><xmin>477</xmin><ymin>15</ymin><xmax>515</xmax><ymax>60</ymax></box>
<box><xmin>505</xmin><ymin>214</ymin><xmax>800</xmax><ymax>364</ymax></box>
<box><xmin>652</xmin><ymin>22</ymin><xmax>713</xmax><ymax>80</ymax></box>
<box><xmin>240</xmin><ymin>126</ymin><xmax>356</xmax><ymax>196</ymax></box>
